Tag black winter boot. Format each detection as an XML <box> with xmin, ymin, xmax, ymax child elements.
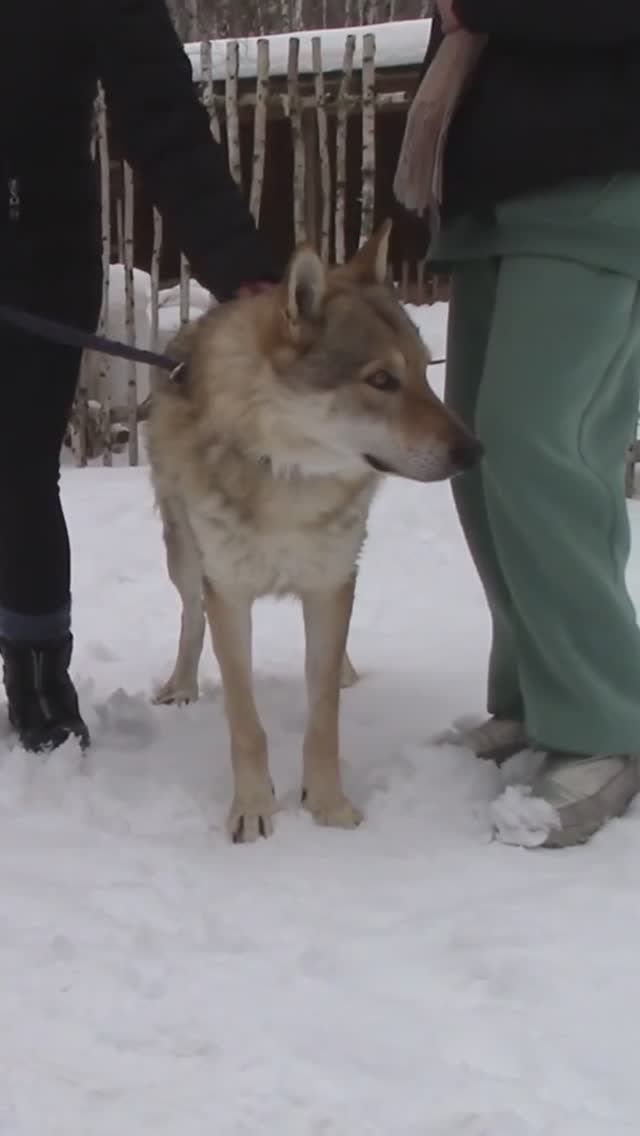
<box><xmin>0</xmin><ymin>635</ymin><xmax>90</xmax><ymax>752</ymax></box>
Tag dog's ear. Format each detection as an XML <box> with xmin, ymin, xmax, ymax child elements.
<box><xmin>341</xmin><ymin>220</ymin><xmax>392</xmax><ymax>286</ymax></box>
<box><xmin>286</xmin><ymin>245</ymin><xmax>327</xmax><ymax>324</ymax></box>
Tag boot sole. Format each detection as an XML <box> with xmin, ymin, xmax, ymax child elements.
<box><xmin>540</xmin><ymin>759</ymin><xmax>640</xmax><ymax>849</ymax></box>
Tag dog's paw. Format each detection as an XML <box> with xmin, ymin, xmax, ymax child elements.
<box><xmin>227</xmin><ymin>792</ymin><xmax>277</xmax><ymax>844</ymax></box>
<box><xmin>152</xmin><ymin>678</ymin><xmax>199</xmax><ymax>706</ymax></box>
<box><xmin>302</xmin><ymin>788</ymin><xmax>363</xmax><ymax>830</ymax></box>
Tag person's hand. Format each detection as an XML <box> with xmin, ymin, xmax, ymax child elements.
<box><xmin>436</xmin><ymin>0</ymin><xmax>462</xmax><ymax>33</ymax></box>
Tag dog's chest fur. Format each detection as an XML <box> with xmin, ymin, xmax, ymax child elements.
<box><xmin>167</xmin><ymin>450</ymin><xmax>378</xmax><ymax>597</ymax></box>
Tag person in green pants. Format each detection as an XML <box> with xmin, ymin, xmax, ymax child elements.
<box><xmin>396</xmin><ymin>0</ymin><xmax>640</xmax><ymax>846</ymax></box>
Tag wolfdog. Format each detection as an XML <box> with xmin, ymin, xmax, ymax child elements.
<box><xmin>147</xmin><ymin>222</ymin><xmax>480</xmax><ymax>843</ymax></box>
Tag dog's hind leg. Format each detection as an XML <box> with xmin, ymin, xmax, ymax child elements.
<box><xmin>203</xmin><ymin>582</ymin><xmax>276</xmax><ymax>843</ymax></box>
<box><xmin>301</xmin><ymin>580</ymin><xmax>363</xmax><ymax>830</ymax></box>
<box><xmin>153</xmin><ymin>498</ymin><xmax>206</xmax><ymax>706</ymax></box>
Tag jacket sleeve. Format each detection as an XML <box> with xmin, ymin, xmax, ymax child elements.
<box><xmin>454</xmin><ymin>0</ymin><xmax>640</xmax><ymax>45</ymax></box>
<box><xmin>94</xmin><ymin>0</ymin><xmax>278</xmax><ymax>300</ymax></box>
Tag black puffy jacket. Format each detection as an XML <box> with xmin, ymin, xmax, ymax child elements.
<box><xmin>423</xmin><ymin>0</ymin><xmax>640</xmax><ymax>220</ymax></box>
<box><xmin>1</xmin><ymin>0</ymin><xmax>276</xmax><ymax>322</ymax></box>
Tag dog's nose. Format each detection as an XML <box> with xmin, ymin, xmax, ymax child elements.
<box><xmin>450</xmin><ymin>438</ymin><xmax>484</xmax><ymax>471</ymax></box>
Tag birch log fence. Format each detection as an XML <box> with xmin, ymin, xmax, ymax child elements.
<box><xmin>68</xmin><ymin>30</ymin><xmax>640</xmax><ymax>496</ymax></box>
<box><xmin>70</xmin><ymin>30</ymin><xmax>435</xmax><ymax>467</ymax></box>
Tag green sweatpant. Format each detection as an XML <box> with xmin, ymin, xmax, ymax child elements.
<box><xmin>447</xmin><ymin>256</ymin><xmax>640</xmax><ymax>753</ymax></box>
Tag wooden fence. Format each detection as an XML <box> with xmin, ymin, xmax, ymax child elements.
<box><xmin>72</xmin><ymin>26</ymin><xmax>436</xmax><ymax>467</ymax></box>
<box><xmin>70</xmin><ymin>27</ymin><xmax>640</xmax><ymax>497</ymax></box>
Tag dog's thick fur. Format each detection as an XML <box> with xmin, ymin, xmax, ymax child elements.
<box><xmin>147</xmin><ymin>223</ymin><xmax>479</xmax><ymax>843</ymax></box>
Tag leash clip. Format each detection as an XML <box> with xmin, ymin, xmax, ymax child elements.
<box><xmin>169</xmin><ymin>361</ymin><xmax>187</xmax><ymax>384</ymax></box>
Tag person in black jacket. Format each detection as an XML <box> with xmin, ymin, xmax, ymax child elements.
<box><xmin>400</xmin><ymin>1</ymin><xmax>640</xmax><ymax>846</ymax></box>
<box><xmin>0</xmin><ymin>0</ymin><xmax>277</xmax><ymax>753</ymax></box>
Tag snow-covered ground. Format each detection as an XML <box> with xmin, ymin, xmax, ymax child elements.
<box><xmin>3</xmin><ymin>305</ymin><xmax>640</xmax><ymax>1134</ymax></box>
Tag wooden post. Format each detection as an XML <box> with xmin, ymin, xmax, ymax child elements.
<box><xmin>359</xmin><ymin>32</ymin><xmax>376</xmax><ymax>247</ymax></box>
<box><xmin>96</xmin><ymin>84</ymin><xmax>113</xmax><ymax>467</ymax></box>
<box><xmin>225</xmin><ymin>41</ymin><xmax>242</xmax><ymax>188</ymax></box>
<box><xmin>150</xmin><ymin>208</ymin><xmax>163</xmax><ymax>354</ymax></box>
<box><xmin>335</xmin><ymin>34</ymin><xmax>355</xmax><ymax>265</ymax></box>
<box><xmin>312</xmin><ymin>37</ymin><xmax>331</xmax><ymax>264</ymax></box>
<box><xmin>287</xmin><ymin>37</ymin><xmax>306</xmax><ymax>246</ymax></box>
<box><xmin>123</xmin><ymin>161</ymin><xmax>138</xmax><ymax>466</ymax></box>
<box><xmin>302</xmin><ymin>111</ymin><xmax>320</xmax><ymax>251</ymax></box>
<box><xmin>179</xmin><ymin>255</ymin><xmax>190</xmax><ymax>326</ymax></box>
<box><xmin>71</xmin><ymin>98</ymin><xmax>94</xmax><ymax>468</ymax></box>
<box><xmin>249</xmin><ymin>39</ymin><xmax>270</xmax><ymax>227</ymax></box>
<box><xmin>116</xmin><ymin>197</ymin><xmax>124</xmax><ymax>263</ymax></box>
<box><xmin>200</xmin><ymin>39</ymin><xmax>221</xmax><ymax>143</ymax></box>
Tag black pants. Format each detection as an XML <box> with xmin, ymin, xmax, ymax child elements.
<box><xmin>0</xmin><ymin>280</ymin><xmax>101</xmax><ymax>632</ymax></box>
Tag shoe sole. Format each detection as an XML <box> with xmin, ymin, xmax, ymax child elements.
<box><xmin>540</xmin><ymin>759</ymin><xmax>640</xmax><ymax>849</ymax></box>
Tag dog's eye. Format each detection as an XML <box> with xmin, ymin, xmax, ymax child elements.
<box><xmin>365</xmin><ymin>371</ymin><xmax>400</xmax><ymax>393</ymax></box>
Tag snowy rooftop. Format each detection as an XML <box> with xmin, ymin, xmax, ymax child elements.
<box><xmin>185</xmin><ymin>19</ymin><xmax>432</xmax><ymax>82</ymax></box>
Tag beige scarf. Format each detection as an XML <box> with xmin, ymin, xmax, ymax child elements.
<box><xmin>393</xmin><ymin>30</ymin><xmax>487</xmax><ymax>225</ymax></box>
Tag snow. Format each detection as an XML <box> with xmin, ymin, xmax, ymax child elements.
<box><xmin>185</xmin><ymin>20</ymin><xmax>433</xmax><ymax>83</ymax></box>
<box><xmin>85</xmin><ymin>267</ymin><xmax>215</xmax><ymax>409</ymax></box>
<box><xmin>490</xmin><ymin>785</ymin><xmax>560</xmax><ymax>848</ymax></box>
<box><xmin>4</xmin><ymin>303</ymin><xmax>640</xmax><ymax>1134</ymax></box>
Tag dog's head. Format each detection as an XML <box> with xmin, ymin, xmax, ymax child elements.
<box><xmin>190</xmin><ymin>222</ymin><xmax>481</xmax><ymax>482</ymax></box>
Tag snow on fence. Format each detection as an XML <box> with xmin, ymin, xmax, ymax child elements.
<box><xmin>183</xmin><ymin>19</ymin><xmax>429</xmax><ymax>79</ymax></box>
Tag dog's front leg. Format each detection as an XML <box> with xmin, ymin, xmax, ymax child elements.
<box><xmin>203</xmin><ymin>581</ymin><xmax>276</xmax><ymax>843</ymax></box>
<box><xmin>301</xmin><ymin>581</ymin><xmax>363</xmax><ymax>830</ymax></box>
